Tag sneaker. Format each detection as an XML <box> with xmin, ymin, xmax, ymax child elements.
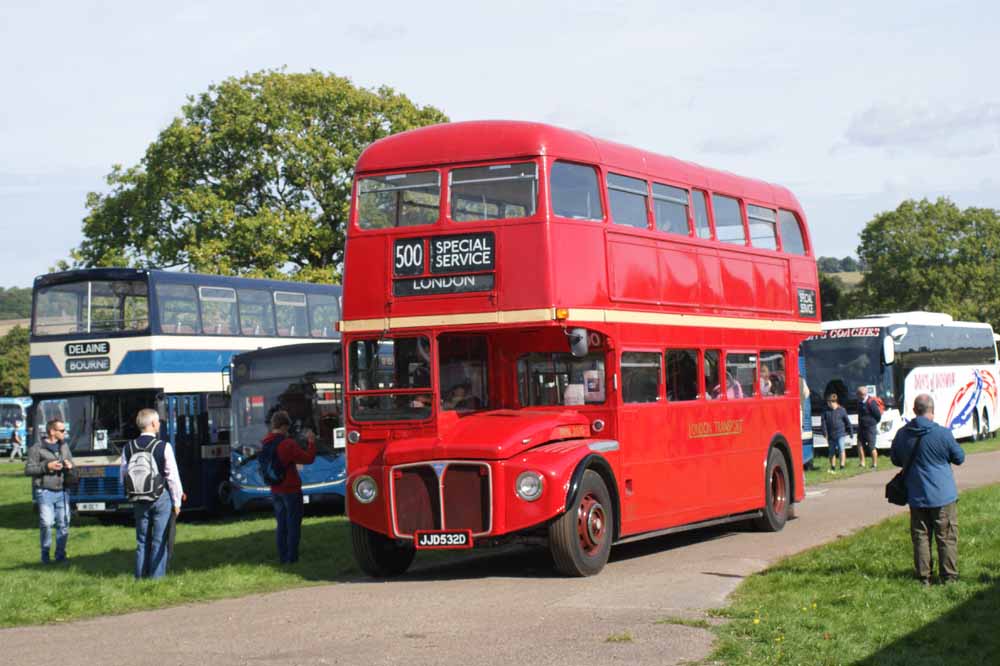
<box><xmin>40</xmin><ymin>551</ymin><xmax>50</xmax><ymax>565</ymax></box>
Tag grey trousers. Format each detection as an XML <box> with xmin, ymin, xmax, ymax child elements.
<box><xmin>909</xmin><ymin>502</ymin><xmax>958</xmax><ymax>582</ymax></box>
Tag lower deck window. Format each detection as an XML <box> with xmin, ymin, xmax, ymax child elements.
<box><xmin>622</xmin><ymin>352</ymin><xmax>661</xmax><ymax>403</ymax></box>
<box><xmin>518</xmin><ymin>352</ymin><xmax>605</xmax><ymax>406</ymax></box>
<box><xmin>665</xmin><ymin>349</ymin><xmax>699</xmax><ymax>401</ymax></box>
<box><xmin>725</xmin><ymin>353</ymin><xmax>757</xmax><ymax>399</ymax></box>
<box><xmin>760</xmin><ymin>351</ymin><xmax>786</xmax><ymax>396</ymax></box>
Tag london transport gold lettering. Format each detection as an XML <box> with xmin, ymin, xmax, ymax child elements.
<box><xmin>688</xmin><ymin>419</ymin><xmax>745</xmax><ymax>439</ymax></box>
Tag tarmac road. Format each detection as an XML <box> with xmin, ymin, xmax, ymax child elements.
<box><xmin>3</xmin><ymin>452</ymin><xmax>999</xmax><ymax>666</ymax></box>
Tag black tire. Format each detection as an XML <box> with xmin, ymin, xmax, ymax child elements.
<box><xmin>754</xmin><ymin>448</ymin><xmax>790</xmax><ymax>532</ymax></box>
<box><xmin>548</xmin><ymin>469</ymin><xmax>615</xmax><ymax>577</ymax></box>
<box><xmin>971</xmin><ymin>412</ymin><xmax>981</xmax><ymax>442</ymax></box>
<box><xmin>980</xmin><ymin>410</ymin><xmax>991</xmax><ymax>440</ymax></box>
<box><xmin>351</xmin><ymin>523</ymin><xmax>415</xmax><ymax>577</ymax></box>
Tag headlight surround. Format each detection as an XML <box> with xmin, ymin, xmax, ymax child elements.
<box><xmin>515</xmin><ymin>471</ymin><xmax>544</xmax><ymax>502</ymax></box>
<box><xmin>352</xmin><ymin>475</ymin><xmax>378</xmax><ymax>504</ymax></box>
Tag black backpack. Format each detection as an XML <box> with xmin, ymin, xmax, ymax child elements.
<box><xmin>258</xmin><ymin>438</ymin><xmax>287</xmax><ymax>485</ymax></box>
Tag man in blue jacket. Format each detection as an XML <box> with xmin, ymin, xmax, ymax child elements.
<box><xmin>890</xmin><ymin>393</ymin><xmax>965</xmax><ymax>585</ymax></box>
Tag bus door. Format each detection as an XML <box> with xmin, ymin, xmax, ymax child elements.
<box><xmin>166</xmin><ymin>394</ymin><xmax>204</xmax><ymax>509</ymax></box>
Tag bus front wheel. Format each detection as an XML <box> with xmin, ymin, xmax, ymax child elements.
<box><xmin>754</xmin><ymin>448</ymin><xmax>790</xmax><ymax>532</ymax></box>
<box><xmin>548</xmin><ymin>469</ymin><xmax>614</xmax><ymax>577</ymax></box>
<box><xmin>351</xmin><ymin>523</ymin><xmax>415</xmax><ymax>577</ymax></box>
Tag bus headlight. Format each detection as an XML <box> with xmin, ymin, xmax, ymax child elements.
<box><xmin>352</xmin><ymin>475</ymin><xmax>378</xmax><ymax>504</ymax></box>
<box><xmin>515</xmin><ymin>471</ymin><xmax>544</xmax><ymax>502</ymax></box>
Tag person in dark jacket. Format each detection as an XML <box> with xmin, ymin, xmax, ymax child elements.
<box><xmin>821</xmin><ymin>393</ymin><xmax>852</xmax><ymax>472</ymax></box>
<box><xmin>890</xmin><ymin>393</ymin><xmax>965</xmax><ymax>585</ymax></box>
<box><xmin>24</xmin><ymin>419</ymin><xmax>74</xmax><ymax>563</ymax></box>
<box><xmin>856</xmin><ymin>386</ymin><xmax>882</xmax><ymax>469</ymax></box>
<box><xmin>263</xmin><ymin>410</ymin><xmax>316</xmax><ymax>564</ymax></box>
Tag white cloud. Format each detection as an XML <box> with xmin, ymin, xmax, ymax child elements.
<box><xmin>843</xmin><ymin>101</ymin><xmax>1000</xmax><ymax>157</ymax></box>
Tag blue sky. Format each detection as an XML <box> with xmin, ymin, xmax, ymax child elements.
<box><xmin>2</xmin><ymin>0</ymin><xmax>998</xmax><ymax>287</ymax></box>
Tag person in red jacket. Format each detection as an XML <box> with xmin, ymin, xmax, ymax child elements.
<box><xmin>262</xmin><ymin>410</ymin><xmax>316</xmax><ymax>564</ymax></box>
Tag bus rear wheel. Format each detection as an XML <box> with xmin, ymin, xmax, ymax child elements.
<box><xmin>548</xmin><ymin>469</ymin><xmax>614</xmax><ymax>577</ymax></box>
<box><xmin>971</xmin><ymin>412</ymin><xmax>982</xmax><ymax>442</ymax></box>
<box><xmin>754</xmin><ymin>448</ymin><xmax>790</xmax><ymax>532</ymax></box>
<box><xmin>351</xmin><ymin>523</ymin><xmax>415</xmax><ymax>577</ymax></box>
<box><xmin>980</xmin><ymin>410</ymin><xmax>991</xmax><ymax>440</ymax></box>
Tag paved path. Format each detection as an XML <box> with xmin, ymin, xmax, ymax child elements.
<box><xmin>4</xmin><ymin>452</ymin><xmax>1000</xmax><ymax>665</ymax></box>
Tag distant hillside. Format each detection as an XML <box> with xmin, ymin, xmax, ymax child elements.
<box><xmin>0</xmin><ymin>319</ymin><xmax>29</xmax><ymax>336</ymax></box>
<box><xmin>826</xmin><ymin>271</ymin><xmax>863</xmax><ymax>288</ymax></box>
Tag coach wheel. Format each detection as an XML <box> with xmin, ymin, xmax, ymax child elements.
<box><xmin>217</xmin><ymin>481</ymin><xmax>233</xmax><ymax>507</ymax></box>
<box><xmin>351</xmin><ymin>523</ymin><xmax>415</xmax><ymax>577</ymax></box>
<box><xmin>548</xmin><ymin>469</ymin><xmax>614</xmax><ymax>577</ymax></box>
<box><xmin>754</xmin><ymin>448</ymin><xmax>790</xmax><ymax>532</ymax></box>
<box><xmin>971</xmin><ymin>412</ymin><xmax>981</xmax><ymax>442</ymax></box>
<box><xmin>980</xmin><ymin>410</ymin><xmax>991</xmax><ymax>440</ymax></box>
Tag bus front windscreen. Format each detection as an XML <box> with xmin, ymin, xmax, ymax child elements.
<box><xmin>801</xmin><ymin>336</ymin><xmax>883</xmax><ymax>408</ymax></box>
<box><xmin>33</xmin><ymin>391</ymin><xmax>155</xmax><ymax>453</ymax></box>
<box><xmin>33</xmin><ymin>279</ymin><xmax>149</xmax><ymax>336</ymax></box>
<box><xmin>348</xmin><ymin>337</ymin><xmax>432</xmax><ymax>422</ymax></box>
<box><xmin>233</xmin><ymin>378</ymin><xmax>342</xmax><ymax>454</ymax></box>
<box><xmin>1</xmin><ymin>404</ymin><xmax>24</xmax><ymax>427</ymax></box>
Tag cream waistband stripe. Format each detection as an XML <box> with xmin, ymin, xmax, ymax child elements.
<box><xmin>340</xmin><ymin>308</ymin><xmax>822</xmax><ymax>334</ymax></box>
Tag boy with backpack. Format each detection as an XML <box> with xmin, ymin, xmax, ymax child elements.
<box><xmin>259</xmin><ymin>410</ymin><xmax>316</xmax><ymax>564</ymax></box>
<box><xmin>121</xmin><ymin>408</ymin><xmax>183</xmax><ymax>579</ymax></box>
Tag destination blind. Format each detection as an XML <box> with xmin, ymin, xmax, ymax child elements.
<box><xmin>393</xmin><ymin>232</ymin><xmax>495</xmax><ymax>296</ymax></box>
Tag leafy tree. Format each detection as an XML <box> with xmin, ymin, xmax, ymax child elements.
<box><xmin>839</xmin><ymin>256</ymin><xmax>859</xmax><ymax>272</ymax></box>
<box><xmin>0</xmin><ymin>326</ymin><xmax>29</xmax><ymax>396</ymax></box>
<box><xmin>77</xmin><ymin>70</ymin><xmax>449</xmax><ymax>283</ymax></box>
<box><xmin>817</xmin><ymin>256</ymin><xmax>843</xmax><ymax>273</ymax></box>
<box><xmin>855</xmin><ymin>198</ymin><xmax>1000</xmax><ymax>328</ymax></box>
<box><xmin>0</xmin><ymin>287</ymin><xmax>32</xmax><ymax>320</ymax></box>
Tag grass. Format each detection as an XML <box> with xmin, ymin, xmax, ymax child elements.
<box><xmin>0</xmin><ymin>463</ymin><xmax>358</xmax><ymax>627</ymax></box>
<box><xmin>605</xmin><ymin>630</ymin><xmax>635</xmax><ymax>643</ymax></box>
<box><xmin>804</xmin><ymin>435</ymin><xmax>999</xmax><ymax>487</ymax></box>
<box><xmin>710</xmin><ymin>483</ymin><xmax>1000</xmax><ymax>665</ymax></box>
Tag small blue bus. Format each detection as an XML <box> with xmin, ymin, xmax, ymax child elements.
<box><xmin>29</xmin><ymin>267</ymin><xmax>341</xmax><ymax>514</ymax></box>
<box><xmin>0</xmin><ymin>396</ymin><xmax>31</xmax><ymax>457</ymax></box>
<box><xmin>226</xmin><ymin>342</ymin><xmax>345</xmax><ymax>510</ymax></box>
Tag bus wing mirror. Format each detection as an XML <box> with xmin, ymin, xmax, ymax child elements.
<box><xmin>882</xmin><ymin>336</ymin><xmax>895</xmax><ymax>365</ymax></box>
<box><xmin>568</xmin><ymin>328</ymin><xmax>589</xmax><ymax>358</ymax></box>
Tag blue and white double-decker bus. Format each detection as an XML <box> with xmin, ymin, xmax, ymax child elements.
<box><xmin>29</xmin><ymin>268</ymin><xmax>341</xmax><ymax>514</ymax></box>
<box><xmin>227</xmin><ymin>342</ymin><xmax>345</xmax><ymax>510</ymax></box>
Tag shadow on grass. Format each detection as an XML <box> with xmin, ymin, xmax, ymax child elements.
<box><xmin>854</xmin><ymin>579</ymin><xmax>1000</xmax><ymax>666</ymax></box>
<box><xmin>0</xmin><ymin>501</ymin><xmax>39</xmax><ymax>530</ymax></box>
<box><xmin>12</xmin><ymin>519</ymin><xmax>358</xmax><ymax>582</ymax></box>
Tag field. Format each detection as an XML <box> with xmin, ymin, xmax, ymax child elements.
<box><xmin>0</xmin><ymin>464</ymin><xmax>357</xmax><ymax>627</ymax></box>
<box><xmin>711</xmin><ymin>483</ymin><xmax>1000</xmax><ymax>665</ymax></box>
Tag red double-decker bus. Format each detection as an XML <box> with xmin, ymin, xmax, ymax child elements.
<box><xmin>342</xmin><ymin>121</ymin><xmax>820</xmax><ymax>577</ymax></box>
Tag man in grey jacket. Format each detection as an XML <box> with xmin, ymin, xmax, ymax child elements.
<box><xmin>24</xmin><ymin>419</ymin><xmax>74</xmax><ymax>563</ymax></box>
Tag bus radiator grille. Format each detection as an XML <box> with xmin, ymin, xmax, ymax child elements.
<box><xmin>77</xmin><ymin>477</ymin><xmax>123</xmax><ymax>498</ymax></box>
<box><xmin>392</xmin><ymin>462</ymin><xmax>492</xmax><ymax>537</ymax></box>
<box><xmin>443</xmin><ymin>464</ymin><xmax>490</xmax><ymax>533</ymax></box>
<box><xmin>394</xmin><ymin>467</ymin><xmax>441</xmax><ymax>535</ymax></box>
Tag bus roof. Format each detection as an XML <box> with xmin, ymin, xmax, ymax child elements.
<box><xmin>355</xmin><ymin>120</ymin><xmax>801</xmax><ymax>209</ymax></box>
<box><xmin>821</xmin><ymin>312</ymin><xmax>994</xmax><ymax>330</ymax></box>
<box><xmin>35</xmin><ymin>268</ymin><xmax>341</xmax><ymax>295</ymax></box>
<box><xmin>233</xmin><ymin>341</ymin><xmax>341</xmax><ymax>364</ymax></box>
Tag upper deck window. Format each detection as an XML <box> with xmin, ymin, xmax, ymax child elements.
<box><xmin>33</xmin><ymin>279</ymin><xmax>149</xmax><ymax>336</ymax></box>
<box><xmin>450</xmin><ymin>162</ymin><xmax>537</xmax><ymax>221</ymax></box>
<box><xmin>274</xmin><ymin>291</ymin><xmax>308</xmax><ymax>337</ymax></box>
<box><xmin>747</xmin><ymin>205</ymin><xmax>778</xmax><ymax>250</ymax></box>
<box><xmin>307</xmin><ymin>293</ymin><xmax>340</xmax><ymax>338</ymax></box>
<box><xmin>652</xmin><ymin>183</ymin><xmax>690</xmax><ymax>235</ymax></box>
<box><xmin>712</xmin><ymin>194</ymin><xmax>746</xmax><ymax>245</ymax></box>
<box><xmin>238</xmin><ymin>288</ymin><xmax>276</xmax><ymax>337</ymax></box>
<box><xmin>199</xmin><ymin>286</ymin><xmax>238</xmax><ymax>335</ymax></box>
<box><xmin>608</xmin><ymin>173</ymin><xmax>649</xmax><ymax>229</ymax></box>
<box><xmin>692</xmin><ymin>189</ymin><xmax>712</xmax><ymax>239</ymax></box>
<box><xmin>157</xmin><ymin>283</ymin><xmax>200</xmax><ymax>334</ymax></box>
<box><xmin>357</xmin><ymin>171</ymin><xmax>440</xmax><ymax>229</ymax></box>
<box><xmin>778</xmin><ymin>210</ymin><xmax>807</xmax><ymax>255</ymax></box>
<box><xmin>550</xmin><ymin>161</ymin><xmax>603</xmax><ymax>221</ymax></box>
